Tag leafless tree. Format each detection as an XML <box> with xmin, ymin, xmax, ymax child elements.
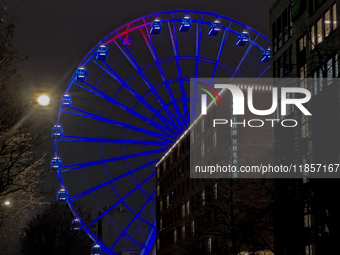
<box><xmin>0</xmin><ymin>1</ymin><xmax>48</xmax><ymax>230</ymax></box>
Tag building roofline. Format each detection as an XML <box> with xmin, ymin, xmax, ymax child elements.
<box><xmin>155</xmin><ymin>83</ymin><xmax>273</xmax><ymax>167</ymax></box>
<box><xmin>269</xmin><ymin>0</ymin><xmax>282</xmax><ymax>14</ymax></box>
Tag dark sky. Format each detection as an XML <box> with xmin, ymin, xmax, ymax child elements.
<box><xmin>7</xmin><ymin>0</ymin><xmax>274</xmax><ymax>96</ymax></box>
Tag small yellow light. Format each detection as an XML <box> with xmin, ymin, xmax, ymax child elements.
<box><xmin>37</xmin><ymin>95</ymin><xmax>50</xmax><ymax>106</ymax></box>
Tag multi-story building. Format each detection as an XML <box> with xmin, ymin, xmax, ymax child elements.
<box><xmin>270</xmin><ymin>1</ymin><xmax>340</xmax><ymax>254</ymax></box>
<box><xmin>156</xmin><ymin>84</ymin><xmax>274</xmax><ymax>255</ymax></box>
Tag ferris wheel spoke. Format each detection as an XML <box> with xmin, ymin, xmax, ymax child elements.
<box><xmin>141</xmin><ymin>19</ymin><xmax>186</xmax><ymax>130</ymax></box>
<box><xmin>211</xmin><ymin>24</ymin><xmax>231</xmax><ymax>79</ymax></box>
<box><xmin>91</xmin><ymin>59</ymin><xmax>181</xmax><ymax>133</ymax></box>
<box><xmin>113</xmin><ymin>40</ymin><xmax>184</xmax><ymax>132</ymax></box>
<box><xmin>70</xmin><ymin>160</ymin><xmax>157</xmax><ymax>207</ymax></box>
<box><xmin>73</xmin><ymin>82</ymin><xmax>176</xmax><ymax>136</ymax></box>
<box><xmin>120</xmin><ymin>201</ymin><xmax>153</xmax><ymax>228</ymax></box>
<box><xmin>121</xmin><ymin>234</ymin><xmax>144</xmax><ymax>248</ymax></box>
<box><xmin>168</xmin><ymin>18</ymin><xmax>189</xmax><ymax>125</ymax></box>
<box><xmin>58</xmin><ymin>136</ymin><xmax>171</xmax><ymax>146</ymax></box>
<box><xmin>110</xmin><ymin>190</ymin><xmax>156</xmax><ymax>249</ymax></box>
<box><xmin>191</xmin><ymin>16</ymin><xmax>204</xmax><ymax>121</ymax></box>
<box><xmin>255</xmin><ymin>65</ymin><xmax>270</xmax><ymax>81</ymax></box>
<box><xmin>140</xmin><ymin>208</ymin><xmax>155</xmax><ymax>216</ymax></box>
<box><xmin>230</xmin><ymin>33</ymin><xmax>259</xmax><ymax>80</ymax></box>
<box><xmin>62</xmin><ymin>149</ymin><xmax>165</xmax><ymax>173</ymax></box>
<box><xmin>88</xmin><ymin>173</ymin><xmax>155</xmax><ymax>227</ymax></box>
<box><xmin>62</xmin><ymin>107</ymin><xmax>175</xmax><ymax>141</ymax></box>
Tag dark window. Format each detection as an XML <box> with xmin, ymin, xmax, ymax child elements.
<box><xmin>272</xmin><ymin>22</ymin><xmax>277</xmax><ymax>53</ymax></box>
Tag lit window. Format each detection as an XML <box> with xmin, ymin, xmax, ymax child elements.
<box><xmin>208</xmin><ymin>237</ymin><xmax>212</xmax><ymax>253</ymax></box>
<box><xmin>163</xmin><ymin>161</ymin><xmax>166</xmax><ymax>172</ymax></box>
<box><xmin>335</xmin><ymin>54</ymin><xmax>339</xmax><ymax>77</ymax></box>
<box><xmin>333</xmin><ymin>3</ymin><xmax>337</xmax><ymax>30</ymax></box>
<box><xmin>191</xmin><ymin>220</ymin><xmax>195</xmax><ymax>235</ymax></box>
<box><xmin>319</xmin><ymin>69</ymin><xmax>323</xmax><ymax>91</ymax></box>
<box><xmin>286</xmin><ymin>93</ymin><xmax>291</xmax><ymax>116</ymax></box>
<box><xmin>174</xmin><ymin>229</ymin><xmax>177</xmax><ymax>243</ymax></box>
<box><xmin>186</xmin><ymin>200</ymin><xmax>190</xmax><ymax>215</ymax></box>
<box><xmin>327</xmin><ymin>58</ymin><xmax>333</xmax><ymax>85</ymax></box>
<box><xmin>182</xmin><ymin>225</ymin><xmax>185</xmax><ymax>240</ymax></box>
<box><xmin>157</xmin><ymin>184</ymin><xmax>160</xmax><ymax>196</ymax></box>
<box><xmin>190</xmin><ymin>130</ymin><xmax>194</xmax><ymax>144</ymax></box>
<box><xmin>317</xmin><ymin>18</ymin><xmax>323</xmax><ymax>44</ymax></box>
<box><xmin>201</xmin><ymin>142</ymin><xmax>205</xmax><ymax>157</ymax></box>
<box><xmin>304</xmin><ymin>203</ymin><xmax>311</xmax><ymax>228</ymax></box>
<box><xmin>325</xmin><ymin>10</ymin><xmax>331</xmax><ymax>37</ymax></box>
<box><xmin>157</xmin><ymin>238</ymin><xmax>160</xmax><ymax>250</ymax></box>
<box><xmin>201</xmin><ymin>119</ymin><xmax>205</xmax><ymax>133</ymax></box>
<box><xmin>311</xmin><ymin>25</ymin><xmax>315</xmax><ymax>50</ymax></box>
<box><xmin>182</xmin><ymin>204</ymin><xmax>185</xmax><ymax>218</ymax></box>
<box><xmin>202</xmin><ymin>189</ymin><xmax>205</xmax><ymax>206</ymax></box>
<box><xmin>299</xmin><ymin>35</ymin><xmax>305</xmax><ymax>51</ymax></box>
<box><xmin>213</xmin><ymin>130</ymin><xmax>217</xmax><ymax>147</ymax></box>
<box><xmin>305</xmin><ymin>244</ymin><xmax>312</xmax><ymax>255</ymax></box>
<box><xmin>160</xmin><ymin>218</ymin><xmax>163</xmax><ymax>229</ymax></box>
<box><xmin>160</xmin><ymin>200</ymin><xmax>162</xmax><ymax>212</ymax></box>
<box><xmin>313</xmin><ymin>71</ymin><xmax>318</xmax><ymax>95</ymax></box>
<box><xmin>157</xmin><ymin>168</ymin><xmax>160</xmax><ymax>178</ymax></box>
<box><xmin>166</xmin><ymin>194</ymin><xmax>169</xmax><ymax>208</ymax></box>
<box><xmin>301</xmin><ymin>115</ymin><xmax>309</xmax><ymax>138</ymax></box>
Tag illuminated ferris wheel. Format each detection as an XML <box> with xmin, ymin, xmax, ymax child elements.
<box><xmin>52</xmin><ymin>10</ymin><xmax>270</xmax><ymax>255</ymax></box>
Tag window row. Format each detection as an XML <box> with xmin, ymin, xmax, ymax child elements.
<box><xmin>156</xmin><ymin>221</ymin><xmax>196</xmax><ymax>250</ymax></box>
<box><xmin>311</xmin><ymin>54</ymin><xmax>339</xmax><ymax>94</ymax></box>
<box><xmin>191</xmin><ymin>130</ymin><xmax>218</xmax><ymax>162</ymax></box>
<box><xmin>272</xmin><ymin>5</ymin><xmax>293</xmax><ymax>54</ymax></box>
<box><xmin>310</xmin><ymin>3</ymin><xmax>337</xmax><ymax>50</ymax></box>
<box><xmin>273</xmin><ymin>45</ymin><xmax>293</xmax><ymax>78</ymax></box>
<box><xmin>158</xmin><ymin>202</ymin><xmax>191</xmax><ymax>231</ymax></box>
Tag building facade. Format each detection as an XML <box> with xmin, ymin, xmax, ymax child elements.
<box><xmin>156</xmin><ymin>85</ymin><xmax>274</xmax><ymax>255</ymax></box>
<box><xmin>270</xmin><ymin>1</ymin><xmax>340</xmax><ymax>254</ymax></box>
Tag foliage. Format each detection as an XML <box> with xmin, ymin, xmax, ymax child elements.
<box><xmin>0</xmin><ymin>2</ymin><xmax>47</xmax><ymax>228</ymax></box>
<box><xmin>20</xmin><ymin>202</ymin><xmax>93</xmax><ymax>255</ymax></box>
<box><xmin>174</xmin><ymin>179</ymin><xmax>274</xmax><ymax>255</ymax></box>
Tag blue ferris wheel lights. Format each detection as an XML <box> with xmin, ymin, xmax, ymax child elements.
<box><xmin>96</xmin><ymin>45</ymin><xmax>108</xmax><ymax>60</ymax></box>
<box><xmin>236</xmin><ymin>31</ymin><xmax>250</xmax><ymax>46</ymax></box>
<box><xmin>75</xmin><ymin>67</ymin><xmax>87</xmax><ymax>81</ymax></box>
<box><xmin>55</xmin><ymin>10</ymin><xmax>271</xmax><ymax>254</ymax></box>
<box><xmin>179</xmin><ymin>16</ymin><xmax>192</xmax><ymax>32</ymax></box>
<box><xmin>52</xmin><ymin>125</ymin><xmax>63</xmax><ymax>138</ymax></box>
<box><xmin>57</xmin><ymin>188</ymin><xmax>67</xmax><ymax>201</ymax></box>
<box><xmin>50</xmin><ymin>156</ymin><xmax>62</xmax><ymax>170</ymax></box>
<box><xmin>150</xmin><ymin>19</ymin><xmax>162</xmax><ymax>34</ymax></box>
<box><xmin>91</xmin><ymin>244</ymin><xmax>102</xmax><ymax>255</ymax></box>
<box><xmin>261</xmin><ymin>47</ymin><xmax>271</xmax><ymax>62</ymax></box>
<box><xmin>71</xmin><ymin>218</ymin><xmax>82</xmax><ymax>230</ymax></box>
<box><xmin>208</xmin><ymin>20</ymin><xmax>221</xmax><ymax>36</ymax></box>
<box><xmin>61</xmin><ymin>93</ymin><xmax>72</xmax><ymax>107</ymax></box>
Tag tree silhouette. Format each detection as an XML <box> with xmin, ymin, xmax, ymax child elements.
<box><xmin>0</xmin><ymin>1</ymin><xmax>48</xmax><ymax>228</ymax></box>
<box><xmin>20</xmin><ymin>202</ymin><xmax>93</xmax><ymax>255</ymax></box>
<box><xmin>172</xmin><ymin>179</ymin><xmax>274</xmax><ymax>255</ymax></box>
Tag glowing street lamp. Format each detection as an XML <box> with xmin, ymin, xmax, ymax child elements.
<box><xmin>4</xmin><ymin>200</ymin><xmax>10</xmax><ymax>206</ymax></box>
<box><xmin>37</xmin><ymin>95</ymin><xmax>50</xmax><ymax>106</ymax></box>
